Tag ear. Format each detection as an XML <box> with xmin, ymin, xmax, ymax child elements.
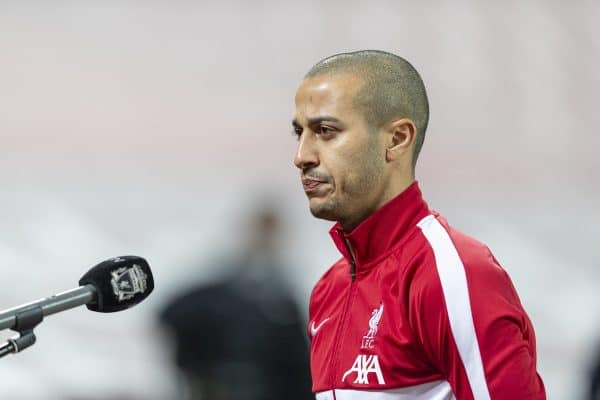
<box><xmin>384</xmin><ymin>118</ymin><xmax>416</xmax><ymax>162</ymax></box>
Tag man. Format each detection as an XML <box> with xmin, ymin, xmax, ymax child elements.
<box><xmin>292</xmin><ymin>50</ymin><xmax>546</xmax><ymax>399</ymax></box>
<box><xmin>160</xmin><ymin>208</ymin><xmax>312</xmax><ymax>400</ymax></box>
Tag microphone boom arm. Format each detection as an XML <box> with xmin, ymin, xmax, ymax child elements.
<box><xmin>0</xmin><ymin>285</ymin><xmax>96</xmax><ymax>331</ymax></box>
<box><xmin>0</xmin><ymin>285</ymin><xmax>96</xmax><ymax>358</ymax></box>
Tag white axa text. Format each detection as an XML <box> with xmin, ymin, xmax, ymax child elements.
<box><xmin>341</xmin><ymin>354</ymin><xmax>385</xmax><ymax>385</ymax></box>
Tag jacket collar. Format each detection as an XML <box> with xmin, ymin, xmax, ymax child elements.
<box><xmin>329</xmin><ymin>181</ymin><xmax>430</xmax><ymax>269</ymax></box>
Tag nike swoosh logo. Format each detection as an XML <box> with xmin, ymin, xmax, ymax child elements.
<box><xmin>310</xmin><ymin>317</ymin><xmax>331</xmax><ymax>336</ymax></box>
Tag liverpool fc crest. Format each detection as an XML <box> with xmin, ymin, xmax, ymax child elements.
<box><xmin>361</xmin><ymin>303</ymin><xmax>384</xmax><ymax>349</ymax></box>
<box><xmin>110</xmin><ymin>265</ymin><xmax>149</xmax><ymax>302</ymax></box>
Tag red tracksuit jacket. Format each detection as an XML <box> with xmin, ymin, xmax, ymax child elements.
<box><xmin>308</xmin><ymin>182</ymin><xmax>546</xmax><ymax>399</ymax></box>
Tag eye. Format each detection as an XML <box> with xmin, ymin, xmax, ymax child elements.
<box><xmin>318</xmin><ymin>125</ymin><xmax>336</xmax><ymax>138</ymax></box>
<box><xmin>292</xmin><ymin>126</ymin><xmax>303</xmax><ymax>140</ymax></box>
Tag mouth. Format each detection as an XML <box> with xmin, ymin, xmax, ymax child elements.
<box><xmin>302</xmin><ymin>178</ymin><xmax>327</xmax><ymax>194</ymax></box>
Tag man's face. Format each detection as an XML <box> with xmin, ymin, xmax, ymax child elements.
<box><xmin>292</xmin><ymin>73</ymin><xmax>388</xmax><ymax>231</ymax></box>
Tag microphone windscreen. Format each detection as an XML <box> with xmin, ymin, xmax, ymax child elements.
<box><xmin>78</xmin><ymin>256</ymin><xmax>154</xmax><ymax>313</ymax></box>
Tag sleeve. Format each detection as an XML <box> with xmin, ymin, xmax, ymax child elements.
<box><xmin>411</xmin><ymin>218</ymin><xmax>546</xmax><ymax>399</ymax></box>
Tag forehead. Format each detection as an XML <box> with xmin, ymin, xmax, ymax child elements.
<box><xmin>294</xmin><ymin>73</ymin><xmax>364</xmax><ymax>121</ymax></box>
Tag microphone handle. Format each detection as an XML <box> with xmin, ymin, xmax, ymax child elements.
<box><xmin>0</xmin><ymin>285</ymin><xmax>97</xmax><ymax>331</ymax></box>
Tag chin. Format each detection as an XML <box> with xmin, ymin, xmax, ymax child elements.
<box><xmin>309</xmin><ymin>198</ymin><xmax>340</xmax><ymax>222</ymax></box>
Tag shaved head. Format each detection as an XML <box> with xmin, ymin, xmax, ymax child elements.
<box><xmin>305</xmin><ymin>50</ymin><xmax>429</xmax><ymax>168</ymax></box>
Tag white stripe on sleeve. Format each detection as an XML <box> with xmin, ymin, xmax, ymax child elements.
<box><xmin>417</xmin><ymin>215</ymin><xmax>491</xmax><ymax>400</ymax></box>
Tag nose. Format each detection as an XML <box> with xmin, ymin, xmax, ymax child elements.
<box><xmin>293</xmin><ymin>133</ymin><xmax>319</xmax><ymax>170</ymax></box>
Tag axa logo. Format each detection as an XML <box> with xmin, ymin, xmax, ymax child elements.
<box><xmin>361</xmin><ymin>303</ymin><xmax>384</xmax><ymax>349</ymax></box>
<box><xmin>341</xmin><ymin>354</ymin><xmax>385</xmax><ymax>385</ymax></box>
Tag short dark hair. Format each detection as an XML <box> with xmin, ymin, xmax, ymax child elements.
<box><xmin>305</xmin><ymin>50</ymin><xmax>429</xmax><ymax>168</ymax></box>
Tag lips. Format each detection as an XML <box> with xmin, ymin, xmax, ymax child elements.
<box><xmin>302</xmin><ymin>178</ymin><xmax>326</xmax><ymax>193</ymax></box>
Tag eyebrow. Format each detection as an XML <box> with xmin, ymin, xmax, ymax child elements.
<box><xmin>292</xmin><ymin>115</ymin><xmax>342</xmax><ymax>127</ymax></box>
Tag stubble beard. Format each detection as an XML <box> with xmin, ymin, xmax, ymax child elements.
<box><xmin>308</xmin><ymin>147</ymin><xmax>384</xmax><ymax>231</ymax></box>
<box><xmin>308</xmin><ymin>194</ymin><xmax>340</xmax><ymax>222</ymax></box>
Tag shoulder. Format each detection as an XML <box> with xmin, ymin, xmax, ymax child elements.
<box><xmin>410</xmin><ymin>213</ymin><xmax>520</xmax><ymax>310</ymax></box>
<box><xmin>416</xmin><ymin>214</ymin><xmax>509</xmax><ymax>277</ymax></box>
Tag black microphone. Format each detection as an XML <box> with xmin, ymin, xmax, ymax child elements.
<box><xmin>0</xmin><ymin>255</ymin><xmax>154</xmax><ymax>332</ymax></box>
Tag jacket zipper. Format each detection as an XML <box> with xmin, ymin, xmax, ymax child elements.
<box><xmin>329</xmin><ymin>237</ymin><xmax>358</xmax><ymax>396</ymax></box>
<box><xmin>344</xmin><ymin>237</ymin><xmax>357</xmax><ymax>282</ymax></box>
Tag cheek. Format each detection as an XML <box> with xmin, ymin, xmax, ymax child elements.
<box><xmin>345</xmin><ymin>149</ymin><xmax>384</xmax><ymax>190</ymax></box>
<box><xmin>326</xmin><ymin>131</ymin><xmax>380</xmax><ymax>190</ymax></box>
<box><xmin>329</xmin><ymin>152</ymin><xmax>363</xmax><ymax>190</ymax></box>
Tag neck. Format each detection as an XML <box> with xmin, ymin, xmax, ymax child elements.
<box><xmin>340</xmin><ymin>175</ymin><xmax>416</xmax><ymax>233</ymax></box>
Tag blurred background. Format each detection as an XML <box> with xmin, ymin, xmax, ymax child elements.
<box><xmin>0</xmin><ymin>0</ymin><xmax>599</xmax><ymax>399</ymax></box>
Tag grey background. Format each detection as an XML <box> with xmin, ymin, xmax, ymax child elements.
<box><xmin>1</xmin><ymin>1</ymin><xmax>599</xmax><ymax>398</ymax></box>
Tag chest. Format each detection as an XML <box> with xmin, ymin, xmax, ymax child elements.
<box><xmin>309</xmin><ymin>270</ymin><xmax>441</xmax><ymax>392</ymax></box>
